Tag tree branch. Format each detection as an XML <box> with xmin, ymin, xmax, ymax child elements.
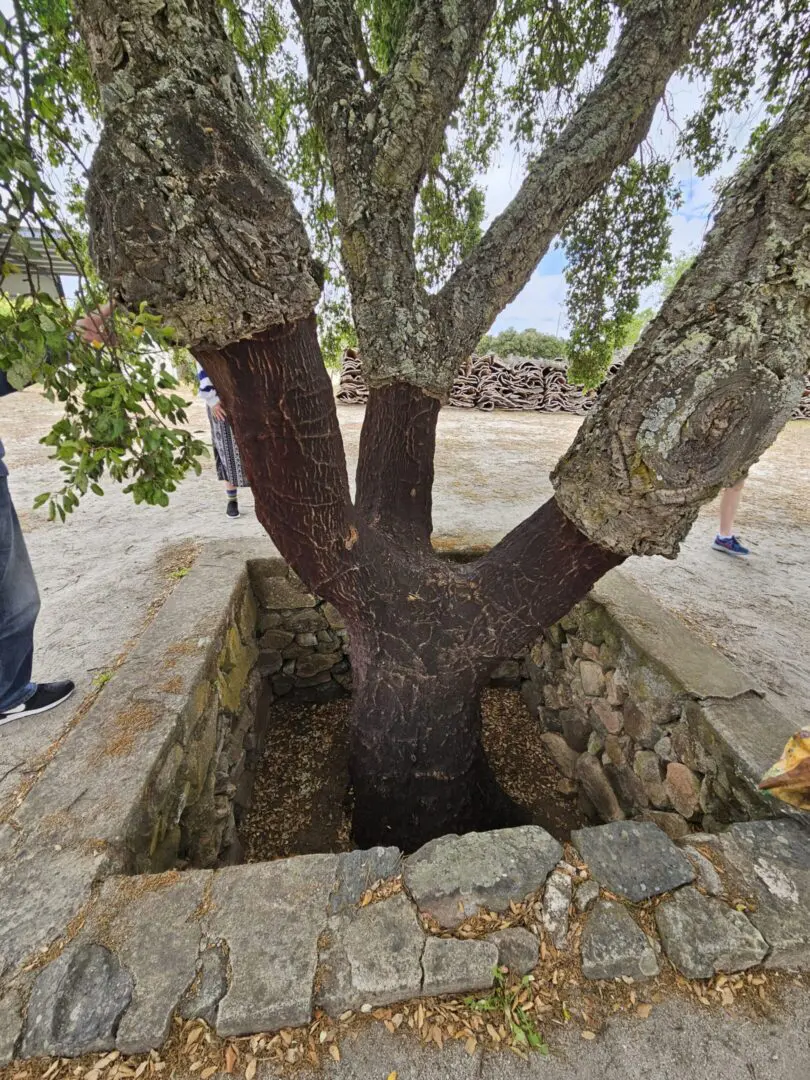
<box><xmin>552</xmin><ymin>84</ymin><xmax>810</xmax><ymax>558</ymax></box>
<box><xmin>75</xmin><ymin>0</ymin><xmax>357</xmax><ymax>610</ymax></box>
<box><xmin>371</xmin><ymin>0</ymin><xmax>496</xmax><ymax>195</ymax></box>
<box><xmin>467</xmin><ymin>84</ymin><xmax>810</xmax><ymax>658</ymax></box>
<box><xmin>468</xmin><ymin>499</ymin><xmax>623</xmax><ymax>661</ymax></box>
<box><xmin>202</xmin><ymin>318</ymin><xmax>362</xmax><ymax>605</ymax></box>
<box><xmin>296</xmin><ymin>0</ymin><xmax>370</xmax><ymax>150</ymax></box>
<box><xmin>75</xmin><ymin>0</ymin><xmax>321</xmax><ymax>350</ymax></box>
<box><xmin>434</xmin><ymin>0</ymin><xmax>712</xmax><ymax>379</ymax></box>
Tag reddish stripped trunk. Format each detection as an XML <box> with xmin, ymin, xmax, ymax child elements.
<box><xmin>204</xmin><ymin>325</ymin><xmax>620</xmax><ymax>851</ymax></box>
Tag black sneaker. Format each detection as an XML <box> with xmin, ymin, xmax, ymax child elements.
<box><xmin>226</xmin><ymin>498</ymin><xmax>240</xmax><ymax>519</ymax></box>
<box><xmin>0</xmin><ymin>680</ymin><xmax>75</xmax><ymax>726</ymax></box>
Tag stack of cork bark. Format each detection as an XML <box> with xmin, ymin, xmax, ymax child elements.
<box><xmin>336</xmin><ymin>349</ymin><xmax>810</xmax><ymax>419</ymax></box>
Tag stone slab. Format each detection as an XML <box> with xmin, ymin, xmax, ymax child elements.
<box><xmin>0</xmin><ymin>849</ymin><xmax>106</xmax><ymax>977</ymax></box>
<box><xmin>487</xmin><ymin>929</ymin><xmax>538</xmax><ymax>976</ymax></box>
<box><xmin>0</xmin><ymin>990</ymin><xmax>24</xmax><ymax>1066</ymax></box>
<box><xmin>316</xmin><ymin>893</ymin><xmax>424</xmax><ymax>1014</ymax></box>
<box><xmin>23</xmin><ymin>943</ymin><xmax>133</xmax><ymax>1058</ymax></box>
<box><xmin>403</xmin><ymin>827</ymin><xmax>562</xmax><ymax>929</ymax></box>
<box><xmin>177</xmin><ymin>945</ymin><xmax>229</xmax><ymax>1027</ymax></box>
<box><xmin>328</xmin><ymin>847</ymin><xmax>402</xmax><ymax>915</ymax></box>
<box><xmin>86</xmin><ymin>872</ymin><xmax>211</xmax><ymax>1054</ymax></box>
<box><xmin>655</xmin><ymin>887</ymin><xmax>768</xmax><ymax>980</ymax></box>
<box><xmin>590</xmin><ymin>570</ymin><xmax>760</xmax><ymax>700</ymax></box>
<box><xmin>422</xmin><ymin>938</ymin><xmax>497</xmax><ymax>998</ymax></box>
<box><xmin>581</xmin><ymin>901</ymin><xmax>659</xmax><ymax>981</ymax></box>
<box><xmin>572</xmin><ymin>821</ymin><xmax>694</xmax><ymax>902</ymax></box>
<box><xmin>686</xmin><ymin>696</ymin><xmax>802</xmax><ymax>804</ymax></box>
<box><xmin>542</xmin><ymin>872</ymin><xmax>572</xmax><ymax>949</ymax></box>
<box><xmin>574</xmin><ymin>880</ymin><xmax>600</xmax><ymax>913</ymax></box>
<box><xmin>681</xmin><ymin>846</ymin><xmax>724</xmax><ymax>897</ymax></box>
<box><xmin>210</xmin><ymin>855</ymin><xmax>337</xmax><ymax>1036</ymax></box>
<box><xmin>710</xmin><ymin>820</ymin><xmax>810</xmax><ymax>970</ymax></box>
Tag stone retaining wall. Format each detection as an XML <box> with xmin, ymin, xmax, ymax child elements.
<box><xmin>248</xmin><ymin>559</ymin><xmax>350</xmax><ymax>701</ymax></box>
<box><xmin>3</xmin><ymin>818</ymin><xmax>809</xmax><ymax>1063</ymax></box>
<box><xmin>515</xmin><ymin>570</ymin><xmax>801</xmax><ymax>838</ymax></box>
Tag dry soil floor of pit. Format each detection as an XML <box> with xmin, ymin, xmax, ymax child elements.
<box><xmin>1</xmin><ymin>390</ymin><xmax>808</xmax><ymax>819</ymax></box>
<box><xmin>240</xmin><ymin>688</ymin><xmax>586</xmax><ymax>860</ymax></box>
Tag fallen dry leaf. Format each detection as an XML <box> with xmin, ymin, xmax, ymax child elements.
<box><xmin>329</xmin><ymin>1045</ymin><xmax>341</xmax><ymax>1063</ymax></box>
<box><xmin>465</xmin><ymin>1037</ymin><xmax>478</xmax><ymax>1056</ymax></box>
<box><xmin>581</xmin><ymin>1030</ymin><xmax>597</xmax><ymax>1040</ymax></box>
<box><xmin>636</xmin><ymin>1004</ymin><xmax>652</xmax><ymax>1019</ymax></box>
<box><xmin>244</xmin><ymin>1057</ymin><xmax>257</xmax><ymax>1080</ymax></box>
<box><xmin>387</xmin><ymin>1073</ymin><xmax>398</xmax><ymax>1080</ymax></box>
<box><xmin>223</xmin><ymin>1045</ymin><xmax>237</xmax><ymax>1075</ymax></box>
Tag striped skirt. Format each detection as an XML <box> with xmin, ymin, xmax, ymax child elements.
<box><xmin>207</xmin><ymin>408</ymin><xmax>249</xmax><ymax>488</ymax></box>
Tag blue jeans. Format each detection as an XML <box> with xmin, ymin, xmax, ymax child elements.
<box><xmin>0</xmin><ymin>477</ymin><xmax>40</xmax><ymax>710</ymax></box>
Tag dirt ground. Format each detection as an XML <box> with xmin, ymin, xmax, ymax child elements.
<box><xmin>240</xmin><ymin>688</ymin><xmax>586</xmax><ymax>861</ymax></box>
<box><xmin>1</xmin><ymin>388</ymin><xmax>808</xmax><ymax>814</ymax></box>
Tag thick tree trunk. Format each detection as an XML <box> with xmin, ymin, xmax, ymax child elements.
<box><xmin>346</xmin><ymin>629</ymin><xmax>525</xmax><ymax>851</ymax></box>
<box><xmin>356</xmin><ymin>385</ymin><xmax>440</xmax><ymax>547</ymax></box>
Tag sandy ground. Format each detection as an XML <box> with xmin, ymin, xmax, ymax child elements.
<box><xmin>1</xmin><ymin>388</ymin><xmax>808</xmax><ymax>811</ymax></box>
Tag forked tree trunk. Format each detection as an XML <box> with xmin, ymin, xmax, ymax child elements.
<box><xmin>203</xmin><ymin>337</ymin><xmax>623</xmax><ymax>850</ymax></box>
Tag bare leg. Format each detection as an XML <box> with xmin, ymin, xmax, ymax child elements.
<box><xmin>719</xmin><ymin>479</ymin><xmax>745</xmax><ymax>537</ymax></box>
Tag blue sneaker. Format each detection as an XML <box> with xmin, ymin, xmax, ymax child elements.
<box><xmin>712</xmin><ymin>535</ymin><xmax>750</xmax><ymax>557</ymax></box>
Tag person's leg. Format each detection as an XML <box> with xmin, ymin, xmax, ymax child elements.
<box><xmin>224</xmin><ymin>481</ymin><xmax>239</xmax><ymax>518</ymax></box>
<box><xmin>719</xmin><ymin>479</ymin><xmax>745</xmax><ymax>538</ymax></box>
<box><xmin>0</xmin><ymin>477</ymin><xmax>40</xmax><ymax>711</ymax></box>
<box><xmin>712</xmin><ymin>479</ymin><xmax>749</xmax><ymax>557</ymax></box>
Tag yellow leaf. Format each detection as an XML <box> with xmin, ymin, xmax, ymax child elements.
<box><xmin>581</xmin><ymin>1030</ymin><xmax>597</xmax><ymax>1040</ymax></box>
<box><xmin>636</xmin><ymin>1004</ymin><xmax>652</xmax><ymax>1019</ymax></box>
<box><xmin>465</xmin><ymin>1037</ymin><xmax>478</xmax><ymax>1056</ymax></box>
<box><xmin>329</xmin><ymin>1045</ymin><xmax>340</xmax><ymax>1062</ymax></box>
<box><xmin>387</xmin><ymin>1073</ymin><xmax>398</xmax><ymax>1080</ymax></box>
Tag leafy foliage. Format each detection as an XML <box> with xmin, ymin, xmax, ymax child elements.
<box><xmin>563</xmin><ymin>159</ymin><xmax>681</xmax><ymax>387</ymax></box>
<box><xmin>479</xmin><ymin>326</ymin><xmax>568</xmax><ymax>360</ymax></box>
<box><xmin>614</xmin><ymin>253</ymin><xmax>696</xmax><ymax>350</ymax></box>
<box><xmin>681</xmin><ymin>0</ymin><xmax>810</xmax><ymax>174</ymax></box>
<box><xmin>0</xmin><ymin>293</ymin><xmax>205</xmax><ymax>520</ymax></box>
<box><xmin>465</xmin><ymin>969</ymin><xmax>548</xmax><ymax>1054</ymax></box>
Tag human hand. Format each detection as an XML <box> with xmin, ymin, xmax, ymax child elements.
<box><xmin>213</xmin><ymin>403</ymin><xmax>226</xmax><ymax>422</ymax></box>
<box><xmin>74</xmin><ymin>301</ymin><xmax>117</xmax><ymax>347</ymax></box>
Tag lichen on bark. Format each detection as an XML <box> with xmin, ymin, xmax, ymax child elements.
<box><xmin>76</xmin><ymin>0</ymin><xmax>321</xmax><ymax>348</ymax></box>
<box><xmin>552</xmin><ymin>88</ymin><xmax>810</xmax><ymax>558</ymax></box>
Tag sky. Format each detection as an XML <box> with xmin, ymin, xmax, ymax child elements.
<box><xmin>485</xmin><ymin>74</ymin><xmax>763</xmax><ymax>337</ymax></box>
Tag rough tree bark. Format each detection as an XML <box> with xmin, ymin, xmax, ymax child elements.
<box><xmin>76</xmin><ymin>0</ymin><xmax>810</xmax><ymax>850</ymax></box>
